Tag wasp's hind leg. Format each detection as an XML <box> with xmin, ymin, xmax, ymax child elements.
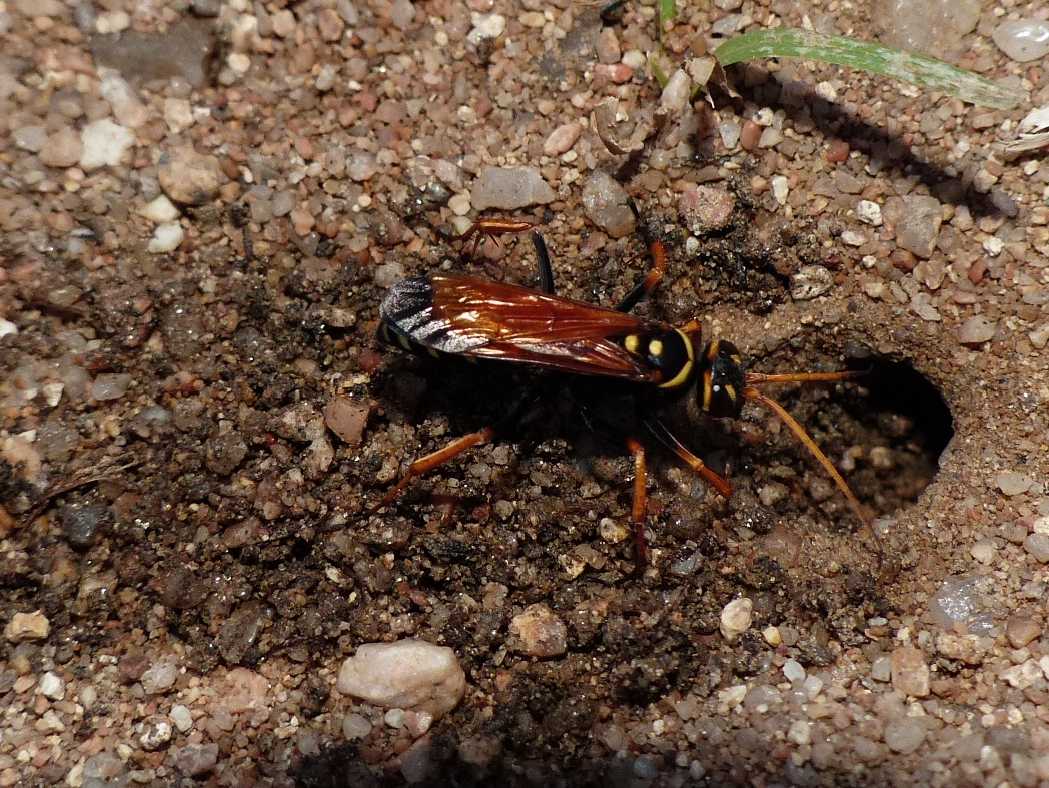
<box><xmin>531</xmin><ymin>232</ymin><xmax>556</xmax><ymax>294</ymax></box>
<box><xmin>625</xmin><ymin>437</ymin><xmax>650</xmax><ymax>571</ymax></box>
<box><xmin>370</xmin><ymin>391</ymin><xmax>536</xmax><ymax>514</ymax></box>
<box><xmin>617</xmin><ymin>199</ymin><xmax>667</xmax><ymax>313</ymax></box>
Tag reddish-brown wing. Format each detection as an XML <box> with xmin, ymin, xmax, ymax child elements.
<box><xmin>381</xmin><ymin>274</ymin><xmax>665</xmax><ymax>381</ymax></box>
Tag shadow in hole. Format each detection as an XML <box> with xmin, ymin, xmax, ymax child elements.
<box><xmin>852</xmin><ymin>355</ymin><xmax>955</xmax><ymax>464</ymax></box>
<box><xmin>723</xmin><ymin>66</ymin><xmax>1014</xmax><ymax>220</ymax></box>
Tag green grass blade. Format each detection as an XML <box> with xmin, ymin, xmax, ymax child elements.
<box><xmin>658</xmin><ymin>0</ymin><xmax>676</xmax><ymax>33</ymax></box>
<box><xmin>714</xmin><ymin>28</ymin><xmax>1025</xmax><ymax>110</ymax></box>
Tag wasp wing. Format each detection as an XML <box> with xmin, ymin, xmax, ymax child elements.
<box><xmin>380</xmin><ymin>275</ymin><xmax>664</xmax><ymax>381</ymax></box>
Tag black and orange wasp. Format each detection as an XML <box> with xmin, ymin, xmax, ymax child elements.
<box><xmin>371</xmin><ymin>202</ymin><xmax>876</xmax><ymax>567</ymax></box>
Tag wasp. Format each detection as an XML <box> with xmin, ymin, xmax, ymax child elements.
<box><xmin>372</xmin><ymin>201</ymin><xmax>876</xmax><ymax>567</ymax></box>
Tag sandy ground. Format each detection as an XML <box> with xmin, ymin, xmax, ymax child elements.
<box><xmin>1</xmin><ymin>0</ymin><xmax>1049</xmax><ymax>785</ymax></box>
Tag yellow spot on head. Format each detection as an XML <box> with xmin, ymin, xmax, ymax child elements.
<box><xmin>649</xmin><ymin>338</ymin><xmax>664</xmax><ymax>357</ymax></box>
<box><xmin>724</xmin><ymin>384</ymin><xmax>737</xmax><ymax>402</ymax></box>
<box><xmin>624</xmin><ymin>334</ymin><xmax>640</xmax><ymax>353</ymax></box>
<box><xmin>706</xmin><ymin>340</ymin><xmax>720</xmax><ymax>362</ymax></box>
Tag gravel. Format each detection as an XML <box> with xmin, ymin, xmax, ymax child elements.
<box><xmin>1</xmin><ymin>0</ymin><xmax>1048</xmax><ymax>783</ymax></box>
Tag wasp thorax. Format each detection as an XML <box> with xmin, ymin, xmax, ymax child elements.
<box><xmin>699</xmin><ymin>339</ymin><xmax>746</xmax><ymax>418</ymax></box>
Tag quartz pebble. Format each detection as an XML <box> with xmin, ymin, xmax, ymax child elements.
<box><xmin>678</xmin><ymin>186</ymin><xmax>735</xmax><ymax>235</ymax></box>
<box><xmin>890</xmin><ymin>646</ymin><xmax>930</xmax><ymax>697</ymax></box>
<box><xmin>40</xmin><ymin>128</ymin><xmax>83</xmax><ymax>168</ymax></box>
<box><xmin>148</xmin><ymin>223</ymin><xmax>185</xmax><ymax>253</ymax></box>
<box><xmin>582</xmin><ymin>171</ymin><xmax>634</xmax><ymax>238</ymax></box>
<box><xmin>997</xmin><ymin>471</ymin><xmax>1032</xmax><ymax>496</ymax></box>
<box><xmin>958</xmin><ymin>316</ymin><xmax>996</xmax><ymax>346</ymax></box>
<box><xmin>993</xmin><ymin>20</ymin><xmax>1049</xmax><ymax>62</ymax></box>
<box><xmin>141</xmin><ymin>659</ymin><xmax>178</xmax><ymax>694</ymax></box>
<box><xmin>1024</xmin><ymin>534</ymin><xmax>1049</xmax><ymax>563</ymax></box>
<box><xmin>508</xmin><ymin>603</ymin><xmax>568</xmax><ymax>657</ymax></box>
<box><xmin>5</xmin><ymin>611</ymin><xmax>50</xmax><ymax>642</ymax></box>
<box><xmin>159</xmin><ymin>147</ymin><xmax>222</xmax><ymax>205</ymax></box>
<box><xmin>894</xmin><ymin>195</ymin><xmax>942</xmax><ymax>258</ymax></box>
<box><xmin>175</xmin><ymin>743</ymin><xmax>218</xmax><ymax>777</ymax></box>
<box><xmin>720</xmin><ymin>598</ymin><xmax>753</xmax><ymax>642</ymax></box>
<box><xmin>140</xmin><ymin>195</ymin><xmax>179</xmax><ymax>224</ymax></box>
<box><xmin>782</xmin><ymin>659</ymin><xmax>806</xmax><ymax>683</ymax></box>
<box><xmin>38</xmin><ymin>672</ymin><xmax>65</xmax><ymax>700</ymax></box>
<box><xmin>471</xmin><ymin>166</ymin><xmax>555</xmax><ymax>211</ymax></box>
<box><xmin>342</xmin><ymin>713</ymin><xmax>372</xmax><ymax>740</ymax></box>
<box><xmin>543</xmin><ymin>122</ymin><xmax>582</xmax><ymax>156</ymax></box>
<box><xmin>883</xmin><ymin>717</ymin><xmax>925</xmax><ymax>754</ymax></box>
<box><xmin>336</xmin><ymin>640</ymin><xmax>466</xmax><ymax>718</ymax></box>
<box><xmin>169</xmin><ymin>704</ymin><xmax>193</xmax><ymax>732</ymax></box>
<box><xmin>79</xmin><ymin>119</ymin><xmax>135</xmax><ymax>171</ymax></box>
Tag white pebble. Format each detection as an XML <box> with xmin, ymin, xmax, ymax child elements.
<box><xmin>342</xmin><ymin>713</ymin><xmax>372</xmax><ymax>740</ymax></box>
<box><xmin>720</xmin><ymin>597</ymin><xmax>753</xmax><ymax>642</ymax></box>
<box><xmin>0</xmin><ymin>318</ymin><xmax>17</xmax><ymax>338</ymax></box>
<box><xmin>139</xmin><ymin>195</ymin><xmax>179</xmax><ymax>224</ymax></box>
<box><xmin>659</xmin><ymin>69</ymin><xmax>692</xmax><ymax>115</ymax></box>
<box><xmin>148</xmin><ymin>223</ymin><xmax>185</xmax><ymax>253</ymax></box>
<box><xmin>169</xmin><ymin>704</ymin><xmax>193</xmax><ymax>732</ymax></box>
<box><xmin>38</xmin><ymin>672</ymin><xmax>65</xmax><ymax>700</ymax></box>
<box><xmin>856</xmin><ymin>199</ymin><xmax>883</xmax><ymax>225</ymax></box>
<box><xmin>993</xmin><ymin>19</ymin><xmax>1049</xmax><ymax>62</ymax></box>
<box><xmin>467</xmin><ymin>13</ymin><xmax>505</xmax><ymax>46</ymax></box>
<box><xmin>787</xmin><ymin>719</ymin><xmax>811</xmax><ymax>745</ymax></box>
<box><xmin>782</xmin><ymin>659</ymin><xmax>806</xmax><ymax>684</ymax></box>
<box><xmin>336</xmin><ymin>639</ymin><xmax>466</xmax><ymax>719</ymax></box>
<box><xmin>79</xmin><ymin>119</ymin><xmax>135</xmax><ymax>171</ymax></box>
<box><xmin>771</xmin><ymin>175</ymin><xmax>789</xmax><ymax>205</ymax></box>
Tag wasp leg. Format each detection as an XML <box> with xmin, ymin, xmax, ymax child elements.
<box><xmin>370</xmin><ymin>426</ymin><xmax>496</xmax><ymax>513</ymax></box>
<box><xmin>617</xmin><ymin>198</ymin><xmax>667</xmax><ymax>312</ymax></box>
<box><xmin>460</xmin><ymin>218</ymin><xmax>535</xmax><ymax>259</ymax></box>
<box><xmin>741</xmin><ymin>385</ymin><xmax>882</xmax><ymax>562</ymax></box>
<box><xmin>644</xmin><ymin>418</ymin><xmax>733</xmax><ymax>499</ymax></box>
<box><xmin>625</xmin><ymin>437</ymin><xmax>649</xmax><ymax>569</ymax></box>
<box><xmin>745</xmin><ymin>369</ymin><xmax>867</xmax><ymax>386</ymax></box>
<box><xmin>531</xmin><ymin>232</ymin><xmax>557</xmax><ymax>294</ymax></box>
<box><xmin>371</xmin><ymin>390</ymin><xmax>538</xmax><ymax>513</ymax></box>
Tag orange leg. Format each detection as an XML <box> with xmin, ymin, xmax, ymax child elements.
<box><xmin>745</xmin><ymin>369</ymin><xmax>866</xmax><ymax>386</ymax></box>
<box><xmin>371</xmin><ymin>426</ymin><xmax>495</xmax><ymax>513</ymax></box>
<box><xmin>741</xmin><ymin>385</ymin><xmax>882</xmax><ymax>559</ymax></box>
<box><xmin>625</xmin><ymin>437</ymin><xmax>649</xmax><ymax>569</ymax></box>
<box><xmin>617</xmin><ymin>199</ymin><xmax>667</xmax><ymax>312</ymax></box>
<box><xmin>460</xmin><ymin>218</ymin><xmax>535</xmax><ymax>258</ymax></box>
<box><xmin>644</xmin><ymin>419</ymin><xmax>733</xmax><ymax>499</ymax></box>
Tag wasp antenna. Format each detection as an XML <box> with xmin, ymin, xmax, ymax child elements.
<box><xmin>745</xmin><ymin>369</ymin><xmax>868</xmax><ymax>386</ymax></box>
<box><xmin>741</xmin><ymin>386</ymin><xmax>882</xmax><ymax>561</ymax></box>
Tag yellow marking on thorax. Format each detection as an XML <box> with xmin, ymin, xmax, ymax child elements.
<box><xmin>649</xmin><ymin>338</ymin><xmax>664</xmax><ymax>356</ymax></box>
<box><xmin>624</xmin><ymin>334</ymin><xmax>640</xmax><ymax>353</ymax></box>
<box><xmin>658</xmin><ymin>329</ymin><xmax>696</xmax><ymax>389</ymax></box>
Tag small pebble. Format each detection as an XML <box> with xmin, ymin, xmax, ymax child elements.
<box><xmin>720</xmin><ymin>597</ymin><xmax>753</xmax><ymax>642</ymax></box>
<box><xmin>467</xmin><ymin>13</ymin><xmax>505</xmax><ymax>46</ymax></box>
<box><xmin>138</xmin><ymin>717</ymin><xmax>173</xmax><ymax>751</ymax></box>
<box><xmin>169</xmin><ymin>704</ymin><xmax>193</xmax><ymax>732</ymax></box>
<box><xmin>140</xmin><ymin>659</ymin><xmax>178</xmax><ymax>694</ymax></box>
<box><xmin>471</xmin><ymin>166</ymin><xmax>555</xmax><ymax>211</ymax></box>
<box><xmin>969</xmin><ymin>540</ymin><xmax>996</xmax><ymax>564</ymax></box>
<box><xmin>856</xmin><ymin>200</ymin><xmax>883</xmax><ymax>225</ymax></box>
<box><xmin>782</xmin><ymin>659</ymin><xmax>806</xmax><ymax>684</ymax></box>
<box><xmin>39</xmin><ymin>128</ymin><xmax>83</xmax><ymax>168</ymax></box>
<box><xmin>871</xmin><ymin>656</ymin><xmax>892</xmax><ymax>682</ymax></box>
<box><xmin>342</xmin><ymin>713</ymin><xmax>372</xmax><ymax>740</ymax></box>
<box><xmin>148</xmin><ymin>223</ymin><xmax>185</xmax><ymax>253</ymax></box>
<box><xmin>174</xmin><ymin>743</ymin><xmax>218</xmax><ymax>777</ymax></box>
<box><xmin>791</xmin><ymin>265</ymin><xmax>834</xmax><ymax>300</ymax></box>
<box><xmin>159</xmin><ymin>146</ymin><xmax>222</xmax><ymax>205</ymax></box>
<box><xmin>894</xmin><ymin>195</ymin><xmax>942</xmax><ymax>259</ymax></box>
<box><xmin>958</xmin><ymin>316</ymin><xmax>996</xmax><ymax>346</ymax></box>
<box><xmin>891</xmin><ymin>646</ymin><xmax>930</xmax><ymax>698</ymax></box>
<box><xmin>883</xmin><ymin>717</ymin><xmax>925</xmax><ymax>754</ymax></box>
<box><xmin>992</xmin><ymin>19</ymin><xmax>1049</xmax><ymax>62</ymax></box>
<box><xmin>997</xmin><ymin>471</ymin><xmax>1032</xmax><ymax>496</ymax></box>
<box><xmin>336</xmin><ymin>640</ymin><xmax>466</xmax><ymax>718</ymax></box>
<box><xmin>581</xmin><ymin>171</ymin><xmax>633</xmax><ymax>238</ymax></box>
<box><xmin>139</xmin><ymin>195</ymin><xmax>179</xmax><ymax>224</ymax></box>
<box><xmin>5</xmin><ymin>611</ymin><xmax>50</xmax><ymax>643</ymax></box>
<box><xmin>508</xmin><ymin>603</ymin><xmax>567</xmax><ymax>658</ymax></box>
<box><xmin>323</xmin><ymin>397</ymin><xmax>372</xmax><ymax>447</ymax></box>
<box><xmin>771</xmin><ymin>176</ymin><xmax>789</xmax><ymax>205</ymax></box>
<box><xmin>1024</xmin><ymin>534</ymin><xmax>1049</xmax><ymax>563</ymax></box>
<box><xmin>659</xmin><ymin>69</ymin><xmax>692</xmax><ymax>114</ymax></box>
<box><xmin>38</xmin><ymin>672</ymin><xmax>65</xmax><ymax>700</ymax></box>
<box><xmin>1006</xmin><ymin>614</ymin><xmax>1041</xmax><ymax>649</ymax></box>
<box><xmin>79</xmin><ymin>119</ymin><xmax>135</xmax><ymax>171</ymax></box>
<box><xmin>543</xmin><ymin>122</ymin><xmax>582</xmax><ymax>156</ymax></box>
<box><xmin>678</xmin><ymin>185</ymin><xmax>735</xmax><ymax>235</ymax></box>
<box><xmin>788</xmin><ymin>719</ymin><xmax>811</xmax><ymax>746</ymax></box>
